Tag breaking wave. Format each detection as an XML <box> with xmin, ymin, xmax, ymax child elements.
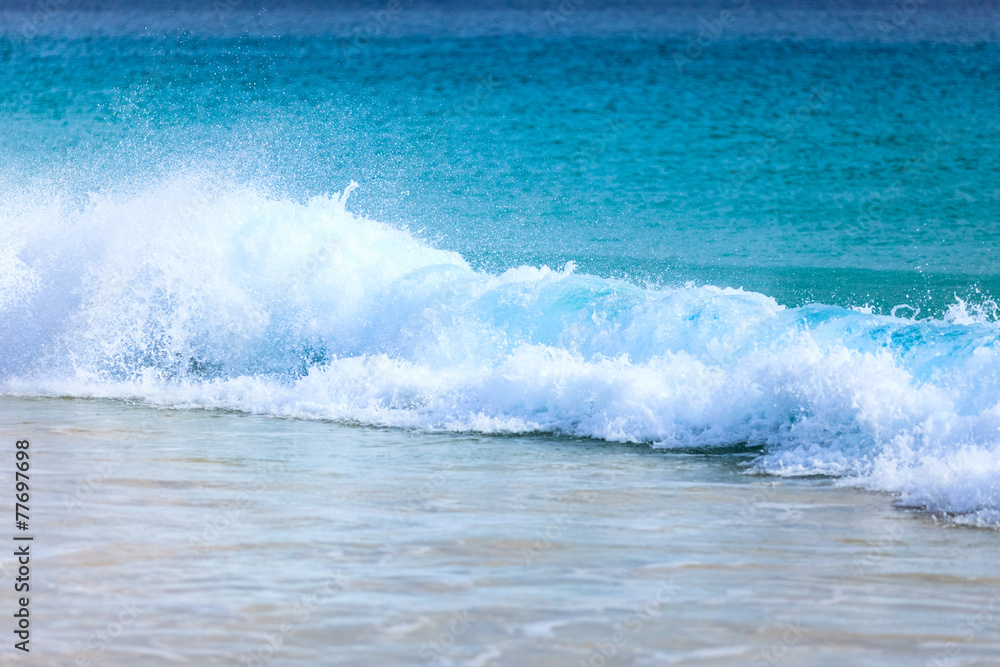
<box><xmin>3</xmin><ymin>176</ymin><xmax>1000</xmax><ymax>525</ymax></box>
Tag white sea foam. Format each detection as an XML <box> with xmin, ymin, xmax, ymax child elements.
<box><xmin>2</xmin><ymin>176</ymin><xmax>999</xmax><ymax>525</ymax></box>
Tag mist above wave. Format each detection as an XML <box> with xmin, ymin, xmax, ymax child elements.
<box><xmin>2</xmin><ymin>175</ymin><xmax>999</xmax><ymax>525</ymax></box>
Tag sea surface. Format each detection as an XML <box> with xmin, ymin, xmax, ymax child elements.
<box><xmin>1</xmin><ymin>1</ymin><xmax>1000</xmax><ymax>664</ymax></box>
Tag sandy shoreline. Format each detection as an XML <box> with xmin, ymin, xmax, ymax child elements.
<box><xmin>2</xmin><ymin>395</ymin><xmax>999</xmax><ymax>666</ymax></box>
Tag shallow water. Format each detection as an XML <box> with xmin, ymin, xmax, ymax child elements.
<box><xmin>3</xmin><ymin>396</ymin><xmax>999</xmax><ymax>666</ymax></box>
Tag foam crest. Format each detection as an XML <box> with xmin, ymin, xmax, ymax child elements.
<box><xmin>2</xmin><ymin>177</ymin><xmax>1000</xmax><ymax>525</ymax></box>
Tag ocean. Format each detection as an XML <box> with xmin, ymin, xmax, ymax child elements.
<box><xmin>1</xmin><ymin>1</ymin><xmax>1000</xmax><ymax>664</ymax></box>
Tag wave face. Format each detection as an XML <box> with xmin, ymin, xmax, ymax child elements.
<box><xmin>2</xmin><ymin>178</ymin><xmax>1000</xmax><ymax>525</ymax></box>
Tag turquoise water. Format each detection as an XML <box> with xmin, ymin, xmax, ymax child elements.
<box><xmin>2</xmin><ymin>7</ymin><xmax>1000</xmax><ymax>526</ymax></box>
<box><xmin>3</xmin><ymin>2</ymin><xmax>1000</xmax><ymax>665</ymax></box>
<box><xmin>4</xmin><ymin>18</ymin><xmax>999</xmax><ymax>311</ymax></box>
